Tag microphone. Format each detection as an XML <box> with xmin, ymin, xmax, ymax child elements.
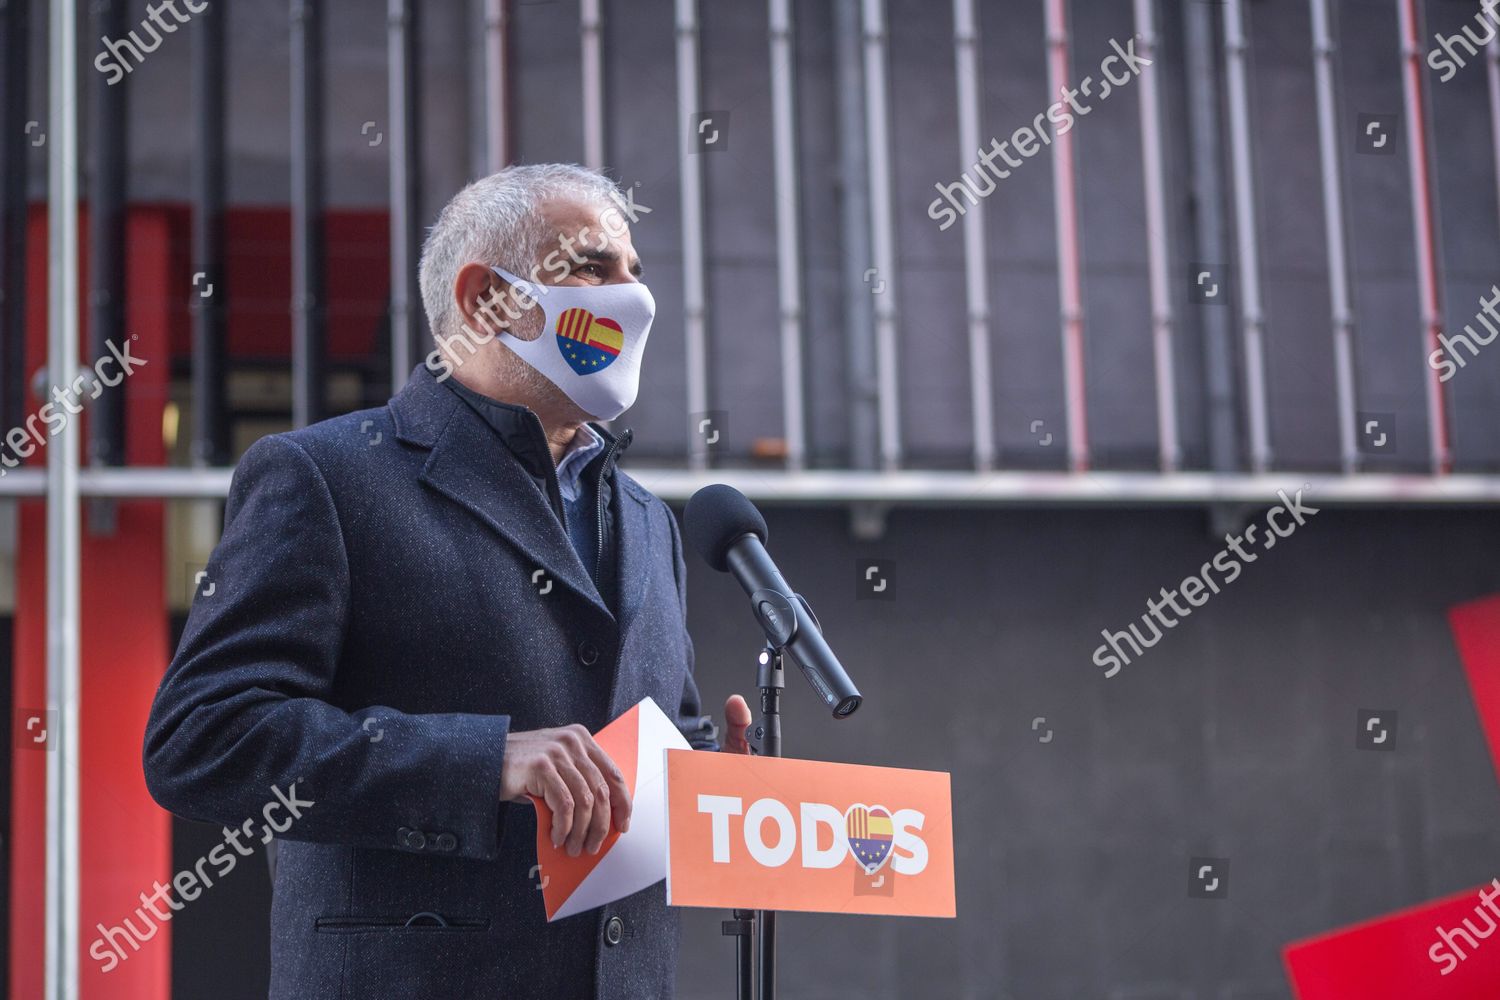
<box><xmin>683</xmin><ymin>484</ymin><xmax>862</xmax><ymax>718</ymax></box>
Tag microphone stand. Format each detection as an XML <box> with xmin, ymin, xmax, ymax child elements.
<box><xmin>722</xmin><ymin>644</ymin><xmax>784</xmax><ymax>1000</ymax></box>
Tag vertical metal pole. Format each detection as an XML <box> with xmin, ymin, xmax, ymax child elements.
<box><xmin>769</xmin><ymin>0</ymin><xmax>807</xmax><ymax>472</ymax></box>
<box><xmin>861</xmin><ymin>0</ymin><xmax>902</xmax><ymax>471</ymax></box>
<box><xmin>192</xmin><ymin>0</ymin><xmax>228</xmax><ymax>466</ymax></box>
<box><xmin>389</xmin><ymin>0</ymin><xmax>422</xmax><ymax>391</ymax></box>
<box><xmin>753</xmin><ymin>648</ymin><xmax>783</xmax><ymax>999</ymax></box>
<box><xmin>952</xmin><ymin>0</ymin><xmax>995</xmax><ymax>472</ymax></box>
<box><xmin>581</xmin><ymin>0</ymin><xmax>605</xmax><ymax>171</ymax></box>
<box><xmin>1489</xmin><ymin>28</ymin><xmax>1500</xmax><ymax>242</ymax></box>
<box><xmin>291</xmin><ymin>0</ymin><xmax>327</xmax><ymax>427</ymax></box>
<box><xmin>1044</xmin><ymin>0</ymin><xmax>1089</xmax><ymax>472</ymax></box>
<box><xmin>45</xmin><ymin>0</ymin><xmax>81</xmax><ymax>994</ymax></box>
<box><xmin>468</xmin><ymin>0</ymin><xmax>488</xmax><ymax>180</ymax></box>
<box><xmin>1490</xmin><ymin>23</ymin><xmax>1500</xmax><ymax>241</ymax></box>
<box><xmin>757</xmin><ymin>905</ymin><xmax>777</xmax><ymax>992</ymax></box>
<box><xmin>88</xmin><ymin>0</ymin><xmax>126</xmax><ymax>469</ymax></box>
<box><xmin>485</xmin><ymin>0</ymin><xmax>510</xmax><ymax>173</ymax></box>
<box><xmin>1224</xmin><ymin>0</ymin><xmax>1273</xmax><ymax>472</ymax></box>
<box><xmin>1310</xmin><ymin>0</ymin><xmax>1360</xmax><ymax>473</ymax></box>
<box><xmin>1183</xmin><ymin>0</ymin><xmax>1239</xmax><ymax>472</ymax></box>
<box><xmin>1</xmin><ymin>0</ymin><xmax>32</xmax><ymax>436</ymax></box>
<box><xmin>835</xmin><ymin>0</ymin><xmax>878</xmax><ymax>470</ymax></box>
<box><xmin>675</xmin><ymin>0</ymin><xmax>710</xmax><ymax>468</ymax></box>
<box><xmin>1133</xmin><ymin>0</ymin><xmax>1179</xmax><ymax>473</ymax></box>
<box><xmin>1397</xmin><ymin>0</ymin><xmax>1450</xmax><ymax>473</ymax></box>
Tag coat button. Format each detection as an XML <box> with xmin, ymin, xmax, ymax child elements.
<box><xmin>604</xmin><ymin>915</ymin><xmax>624</xmax><ymax>946</ymax></box>
<box><xmin>577</xmin><ymin>640</ymin><xmax>600</xmax><ymax>667</ymax></box>
<box><xmin>405</xmin><ymin>829</ymin><xmax>427</xmax><ymax>850</ymax></box>
<box><xmin>435</xmin><ymin>833</ymin><xmax>457</xmax><ymax>852</ymax></box>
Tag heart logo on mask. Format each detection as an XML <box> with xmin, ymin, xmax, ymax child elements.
<box><xmin>556</xmin><ymin>307</ymin><xmax>624</xmax><ymax>375</ymax></box>
<box><xmin>844</xmin><ymin>804</ymin><xmax>895</xmax><ymax>874</ymax></box>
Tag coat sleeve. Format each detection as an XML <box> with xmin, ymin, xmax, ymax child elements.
<box><xmin>143</xmin><ymin>433</ymin><xmax>512</xmax><ymax>862</ymax></box>
<box><xmin>668</xmin><ymin>505</ymin><xmax>720</xmax><ymax>751</ymax></box>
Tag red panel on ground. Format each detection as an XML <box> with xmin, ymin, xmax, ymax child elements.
<box><xmin>1280</xmin><ymin>597</ymin><xmax>1500</xmax><ymax>998</ymax></box>
<box><xmin>10</xmin><ymin>206</ymin><xmax>172</xmax><ymax>999</ymax></box>
<box><xmin>1283</xmin><ymin>882</ymin><xmax>1500</xmax><ymax>999</ymax></box>
<box><xmin>1448</xmin><ymin>595</ymin><xmax>1500</xmax><ymax>785</ymax></box>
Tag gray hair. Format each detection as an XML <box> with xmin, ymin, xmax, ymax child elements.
<box><xmin>418</xmin><ymin>163</ymin><xmax>625</xmax><ymax>343</ymax></box>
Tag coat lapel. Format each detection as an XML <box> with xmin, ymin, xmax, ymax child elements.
<box><xmin>417</xmin><ymin>394</ymin><xmax>613</xmax><ymax>622</ymax></box>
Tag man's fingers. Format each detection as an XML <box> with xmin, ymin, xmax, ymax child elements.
<box><xmin>527</xmin><ymin>726</ymin><xmax>631</xmax><ymax>853</ymax></box>
<box><xmin>540</xmin><ymin>766</ymin><xmax>573</xmax><ymax>849</ymax></box>
<box><xmin>724</xmin><ymin>693</ymin><xmax>753</xmax><ymax>724</ymax></box>
<box><xmin>572</xmin><ymin>753</ymin><xmax>612</xmax><ymax>855</ymax></box>
<box><xmin>567</xmin><ymin>727</ymin><xmax>618</xmax><ymax>851</ymax></box>
<box><xmin>723</xmin><ymin>693</ymin><xmax>753</xmax><ymax>754</ymax></box>
<box><xmin>582</xmin><ymin>738</ymin><xmax>632</xmax><ymax>834</ymax></box>
<box><xmin>553</xmin><ymin>759</ymin><xmax>595</xmax><ymax>857</ymax></box>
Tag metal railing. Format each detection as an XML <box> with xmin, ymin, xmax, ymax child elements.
<box><xmin>10</xmin><ymin>0</ymin><xmax>1494</xmax><ymax>509</ymax></box>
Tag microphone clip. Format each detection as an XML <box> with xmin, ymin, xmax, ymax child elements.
<box><xmin>748</xmin><ymin>589</ymin><xmax>820</xmax><ymax>653</ymax></box>
<box><xmin>749</xmin><ymin>589</ymin><xmax>799</xmax><ymax>648</ymax></box>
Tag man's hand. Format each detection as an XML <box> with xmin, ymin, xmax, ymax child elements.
<box><xmin>500</xmin><ymin>724</ymin><xmax>631</xmax><ymax>856</ymax></box>
<box><xmin>722</xmin><ymin>694</ymin><xmax>753</xmax><ymax>754</ymax></box>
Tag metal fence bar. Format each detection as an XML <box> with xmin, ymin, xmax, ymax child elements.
<box><xmin>191</xmin><ymin>0</ymin><xmax>229</xmax><ymax>466</ymax></box>
<box><xmin>1491</xmin><ymin>30</ymin><xmax>1500</xmax><ymax>240</ymax></box>
<box><xmin>45</xmin><ymin>0</ymin><xmax>81</xmax><ymax>994</ymax></box>
<box><xmin>675</xmin><ymin>0</ymin><xmax>710</xmax><ymax>469</ymax></box>
<box><xmin>88</xmin><ymin>0</ymin><xmax>127</xmax><ymax>468</ymax></box>
<box><xmin>1310</xmin><ymin>0</ymin><xmax>1361</xmax><ymax>474</ymax></box>
<box><xmin>1224</xmin><ymin>0</ymin><xmax>1273</xmax><ymax>473</ymax></box>
<box><xmin>835</xmin><ymin>0</ymin><xmax>878</xmax><ymax>470</ymax></box>
<box><xmin>1397</xmin><ymin>0</ymin><xmax>1450</xmax><ymax>473</ymax></box>
<box><xmin>769</xmin><ymin>0</ymin><xmax>807</xmax><ymax>471</ymax></box>
<box><xmin>388</xmin><ymin>0</ymin><xmax>422</xmax><ymax>391</ymax></box>
<box><xmin>1183</xmin><ymin>0</ymin><xmax>1239</xmax><ymax>472</ymax></box>
<box><xmin>11</xmin><ymin>465</ymin><xmax>1500</xmax><ymax>506</ymax></box>
<box><xmin>1044</xmin><ymin>0</ymin><xmax>1088</xmax><ymax>472</ymax></box>
<box><xmin>1133</xmin><ymin>0</ymin><xmax>1179</xmax><ymax>472</ymax></box>
<box><xmin>0</xmin><ymin>0</ymin><xmax>28</xmax><ymax>435</ymax></box>
<box><xmin>862</xmin><ymin>0</ymin><xmax>902</xmax><ymax>471</ymax></box>
<box><xmin>467</xmin><ymin>0</ymin><xmax>488</xmax><ymax>179</ymax></box>
<box><xmin>291</xmin><ymin>0</ymin><xmax>328</xmax><ymax>428</ymax></box>
<box><xmin>485</xmin><ymin>0</ymin><xmax>510</xmax><ymax>172</ymax></box>
<box><xmin>953</xmin><ymin>0</ymin><xmax>995</xmax><ymax>472</ymax></box>
<box><xmin>581</xmin><ymin>0</ymin><xmax>605</xmax><ymax>170</ymax></box>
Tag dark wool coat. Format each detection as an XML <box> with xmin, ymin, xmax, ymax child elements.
<box><xmin>144</xmin><ymin>366</ymin><xmax>716</xmax><ymax>999</ymax></box>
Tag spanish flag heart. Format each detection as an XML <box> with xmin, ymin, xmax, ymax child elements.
<box><xmin>556</xmin><ymin>307</ymin><xmax>624</xmax><ymax>375</ymax></box>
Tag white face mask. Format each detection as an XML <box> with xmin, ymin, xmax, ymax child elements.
<box><xmin>489</xmin><ymin>265</ymin><xmax>656</xmax><ymax>420</ymax></box>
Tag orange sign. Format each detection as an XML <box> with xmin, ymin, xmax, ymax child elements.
<box><xmin>664</xmin><ymin>750</ymin><xmax>956</xmax><ymax>918</ymax></box>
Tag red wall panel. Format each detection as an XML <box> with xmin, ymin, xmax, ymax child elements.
<box><xmin>10</xmin><ymin>206</ymin><xmax>172</xmax><ymax>1000</ymax></box>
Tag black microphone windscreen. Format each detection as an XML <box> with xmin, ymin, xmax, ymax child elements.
<box><xmin>682</xmin><ymin>484</ymin><xmax>768</xmax><ymax>573</ymax></box>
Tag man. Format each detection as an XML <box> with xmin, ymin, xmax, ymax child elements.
<box><xmin>144</xmin><ymin>163</ymin><xmax>751</xmax><ymax>998</ymax></box>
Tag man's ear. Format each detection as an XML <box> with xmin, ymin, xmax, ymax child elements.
<box><xmin>453</xmin><ymin>262</ymin><xmax>518</xmax><ymax>338</ymax></box>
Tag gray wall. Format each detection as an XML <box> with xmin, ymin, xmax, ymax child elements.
<box><xmin>675</xmin><ymin>503</ymin><xmax>1500</xmax><ymax>999</ymax></box>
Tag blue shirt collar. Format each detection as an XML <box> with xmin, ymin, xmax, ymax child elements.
<box><xmin>555</xmin><ymin>423</ymin><xmax>606</xmax><ymax>502</ymax></box>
